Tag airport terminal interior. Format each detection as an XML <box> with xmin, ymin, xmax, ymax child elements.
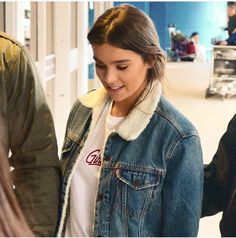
<box><xmin>1</xmin><ymin>1</ymin><xmax>236</xmax><ymax>236</ymax></box>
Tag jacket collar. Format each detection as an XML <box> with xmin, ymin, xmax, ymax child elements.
<box><xmin>79</xmin><ymin>80</ymin><xmax>162</xmax><ymax>141</ymax></box>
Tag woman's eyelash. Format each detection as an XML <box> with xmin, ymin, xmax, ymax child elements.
<box><xmin>95</xmin><ymin>63</ymin><xmax>128</xmax><ymax>70</ymax></box>
<box><xmin>117</xmin><ymin>65</ymin><xmax>128</xmax><ymax>70</ymax></box>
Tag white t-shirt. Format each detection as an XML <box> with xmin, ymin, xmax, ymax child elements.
<box><xmin>65</xmin><ymin>102</ymin><xmax>124</xmax><ymax>237</ymax></box>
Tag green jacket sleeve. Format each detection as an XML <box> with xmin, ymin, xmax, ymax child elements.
<box><xmin>4</xmin><ymin>41</ymin><xmax>61</xmax><ymax>236</ymax></box>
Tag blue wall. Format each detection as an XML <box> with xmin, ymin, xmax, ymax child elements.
<box><xmin>114</xmin><ymin>1</ymin><xmax>227</xmax><ymax>51</ymax></box>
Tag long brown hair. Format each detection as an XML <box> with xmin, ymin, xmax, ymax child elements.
<box><xmin>87</xmin><ymin>4</ymin><xmax>166</xmax><ymax>83</ymax></box>
<box><xmin>0</xmin><ymin>153</ymin><xmax>33</xmax><ymax>237</ymax></box>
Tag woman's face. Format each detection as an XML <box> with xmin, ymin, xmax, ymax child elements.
<box><xmin>92</xmin><ymin>43</ymin><xmax>151</xmax><ymax>107</ymax></box>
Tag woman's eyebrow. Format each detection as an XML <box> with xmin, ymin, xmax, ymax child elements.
<box><xmin>93</xmin><ymin>56</ymin><xmax>103</xmax><ymax>63</ymax></box>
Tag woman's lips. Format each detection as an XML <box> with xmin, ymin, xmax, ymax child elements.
<box><xmin>107</xmin><ymin>85</ymin><xmax>124</xmax><ymax>93</ymax></box>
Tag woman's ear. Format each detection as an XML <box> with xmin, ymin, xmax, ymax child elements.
<box><xmin>146</xmin><ymin>55</ymin><xmax>156</xmax><ymax>69</ymax></box>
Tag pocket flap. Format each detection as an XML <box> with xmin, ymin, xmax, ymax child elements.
<box><xmin>115</xmin><ymin>168</ymin><xmax>161</xmax><ymax>190</ymax></box>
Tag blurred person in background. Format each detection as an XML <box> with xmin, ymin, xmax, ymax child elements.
<box><xmin>0</xmin><ymin>151</ymin><xmax>33</xmax><ymax>237</ymax></box>
<box><xmin>190</xmin><ymin>32</ymin><xmax>207</xmax><ymax>62</ymax></box>
<box><xmin>202</xmin><ymin>114</ymin><xmax>236</xmax><ymax>236</ymax></box>
<box><xmin>0</xmin><ymin>31</ymin><xmax>61</xmax><ymax>236</ymax></box>
<box><xmin>220</xmin><ymin>2</ymin><xmax>236</xmax><ymax>45</ymax></box>
<box><xmin>225</xmin><ymin>2</ymin><xmax>236</xmax><ymax>37</ymax></box>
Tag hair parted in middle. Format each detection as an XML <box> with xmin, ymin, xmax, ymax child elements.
<box><xmin>87</xmin><ymin>4</ymin><xmax>166</xmax><ymax>83</ymax></box>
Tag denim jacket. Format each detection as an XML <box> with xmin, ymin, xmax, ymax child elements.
<box><xmin>57</xmin><ymin>80</ymin><xmax>203</xmax><ymax>237</ymax></box>
<box><xmin>0</xmin><ymin>31</ymin><xmax>61</xmax><ymax>236</ymax></box>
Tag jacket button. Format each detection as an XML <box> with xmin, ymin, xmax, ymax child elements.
<box><xmin>114</xmin><ymin>168</ymin><xmax>120</xmax><ymax>177</ymax></box>
<box><xmin>133</xmin><ymin>179</ymin><xmax>141</xmax><ymax>187</ymax></box>
<box><xmin>104</xmin><ymin>156</ymin><xmax>112</xmax><ymax>162</ymax></box>
<box><xmin>97</xmin><ymin>194</ymin><xmax>103</xmax><ymax>201</ymax></box>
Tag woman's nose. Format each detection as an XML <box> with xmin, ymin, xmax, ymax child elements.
<box><xmin>103</xmin><ymin>69</ymin><xmax>116</xmax><ymax>84</ymax></box>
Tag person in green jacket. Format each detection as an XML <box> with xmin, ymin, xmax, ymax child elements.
<box><xmin>0</xmin><ymin>152</ymin><xmax>33</xmax><ymax>237</ymax></box>
<box><xmin>0</xmin><ymin>31</ymin><xmax>61</xmax><ymax>236</ymax></box>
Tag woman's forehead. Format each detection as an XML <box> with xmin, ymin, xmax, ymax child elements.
<box><xmin>92</xmin><ymin>43</ymin><xmax>141</xmax><ymax>63</ymax></box>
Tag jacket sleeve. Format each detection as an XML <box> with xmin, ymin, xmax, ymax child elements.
<box><xmin>6</xmin><ymin>45</ymin><xmax>61</xmax><ymax>236</ymax></box>
<box><xmin>202</xmin><ymin>114</ymin><xmax>236</xmax><ymax>217</ymax></box>
<box><xmin>226</xmin><ymin>32</ymin><xmax>236</xmax><ymax>45</ymax></box>
<box><xmin>162</xmin><ymin>135</ymin><xmax>203</xmax><ymax>236</ymax></box>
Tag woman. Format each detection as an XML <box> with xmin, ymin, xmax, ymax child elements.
<box><xmin>57</xmin><ymin>5</ymin><xmax>203</xmax><ymax>237</ymax></box>
<box><xmin>0</xmin><ymin>153</ymin><xmax>33</xmax><ymax>236</ymax></box>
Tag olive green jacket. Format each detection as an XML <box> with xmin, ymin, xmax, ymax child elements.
<box><xmin>0</xmin><ymin>31</ymin><xmax>61</xmax><ymax>236</ymax></box>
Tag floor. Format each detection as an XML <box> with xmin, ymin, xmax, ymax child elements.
<box><xmin>165</xmin><ymin>62</ymin><xmax>236</xmax><ymax>236</ymax></box>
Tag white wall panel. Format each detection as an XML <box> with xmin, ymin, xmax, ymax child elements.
<box><xmin>54</xmin><ymin>2</ymin><xmax>71</xmax><ymax>148</ymax></box>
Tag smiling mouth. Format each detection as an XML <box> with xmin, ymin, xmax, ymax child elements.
<box><xmin>107</xmin><ymin>85</ymin><xmax>124</xmax><ymax>93</ymax></box>
<box><xmin>108</xmin><ymin>85</ymin><xmax>124</xmax><ymax>90</ymax></box>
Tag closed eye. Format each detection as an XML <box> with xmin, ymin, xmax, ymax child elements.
<box><xmin>117</xmin><ymin>65</ymin><xmax>128</xmax><ymax>70</ymax></box>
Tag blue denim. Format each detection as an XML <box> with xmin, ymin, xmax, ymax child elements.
<box><xmin>58</xmin><ymin>95</ymin><xmax>203</xmax><ymax>237</ymax></box>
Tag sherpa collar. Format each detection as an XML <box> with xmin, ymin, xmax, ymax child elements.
<box><xmin>79</xmin><ymin>80</ymin><xmax>162</xmax><ymax>141</ymax></box>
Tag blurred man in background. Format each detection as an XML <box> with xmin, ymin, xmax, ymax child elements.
<box><xmin>0</xmin><ymin>31</ymin><xmax>61</xmax><ymax>236</ymax></box>
<box><xmin>220</xmin><ymin>2</ymin><xmax>236</xmax><ymax>45</ymax></box>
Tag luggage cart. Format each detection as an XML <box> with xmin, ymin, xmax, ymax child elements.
<box><xmin>206</xmin><ymin>45</ymin><xmax>236</xmax><ymax>99</ymax></box>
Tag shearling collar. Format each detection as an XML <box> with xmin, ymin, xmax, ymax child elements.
<box><xmin>79</xmin><ymin>80</ymin><xmax>162</xmax><ymax>141</ymax></box>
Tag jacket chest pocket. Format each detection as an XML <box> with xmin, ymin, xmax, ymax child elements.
<box><xmin>116</xmin><ymin>168</ymin><xmax>161</xmax><ymax>190</ymax></box>
<box><xmin>112</xmin><ymin>167</ymin><xmax>164</xmax><ymax>222</ymax></box>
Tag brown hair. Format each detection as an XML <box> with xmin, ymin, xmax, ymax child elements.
<box><xmin>87</xmin><ymin>4</ymin><xmax>166</xmax><ymax>83</ymax></box>
<box><xmin>228</xmin><ymin>2</ymin><xmax>236</xmax><ymax>8</ymax></box>
<box><xmin>0</xmin><ymin>154</ymin><xmax>33</xmax><ymax>237</ymax></box>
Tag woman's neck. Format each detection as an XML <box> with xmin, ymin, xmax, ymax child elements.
<box><xmin>111</xmin><ymin>100</ymin><xmax>134</xmax><ymax>117</ymax></box>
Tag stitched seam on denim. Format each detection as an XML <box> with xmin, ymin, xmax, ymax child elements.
<box><xmin>116</xmin><ymin>173</ymin><xmax>160</xmax><ymax>190</ymax></box>
<box><xmin>65</xmin><ymin>99</ymin><xmax>91</xmax><ymax>142</ymax></box>
<box><xmin>139</xmin><ymin>188</ymin><xmax>153</xmax><ymax>236</ymax></box>
<box><xmin>122</xmin><ymin>183</ymin><xmax>128</xmax><ymax>236</ymax></box>
<box><xmin>155</xmin><ymin>108</ymin><xmax>198</xmax><ymax>139</ymax></box>
<box><xmin>166</xmin><ymin>135</ymin><xmax>199</xmax><ymax>163</ymax></box>
<box><xmin>61</xmin><ymin>137</ymin><xmax>74</xmax><ymax>153</ymax></box>
<box><xmin>68</xmin><ymin>123</ymin><xmax>91</xmax><ymax>146</ymax></box>
<box><xmin>92</xmin><ymin>132</ymin><xmax>111</xmax><ymax>236</ymax></box>
<box><xmin>103</xmin><ymin>163</ymin><xmax>166</xmax><ymax>175</ymax></box>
